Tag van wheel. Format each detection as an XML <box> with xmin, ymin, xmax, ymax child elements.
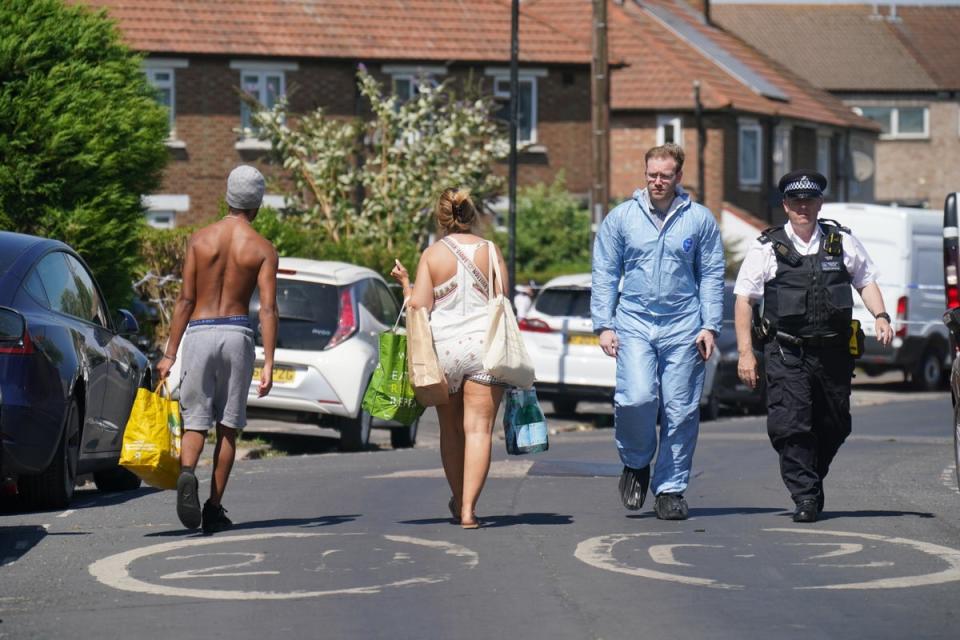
<box><xmin>339</xmin><ymin>409</ymin><xmax>372</xmax><ymax>452</ymax></box>
<box><xmin>390</xmin><ymin>418</ymin><xmax>419</xmax><ymax>449</ymax></box>
<box><xmin>18</xmin><ymin>399</ymin><xmax>80</xmax><ymax>510</ymax></box>
<box><xmin>911</xmin><ymin>348</ymin><xmax>944</xmax><ymax>391</ymax></box>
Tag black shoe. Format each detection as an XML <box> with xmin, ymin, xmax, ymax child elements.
<box><xmin>654</xmin><ymin>493</ymin><xmax>689</xmax><ymax>520</ymax></box>
<box><xmin>793</xmin><ymin>499</ymin><xmax>818</xmax><ymax>523</ymax></box>
<box><xmin>618</xmin><ymin>465</ymin><xmax>650</xmax><ymax>510</ymax></box>
<box><xmin>817</xmin><ymin>491</ymin><xmax>825</xmax><ymax>514</ymax></box>
<box><xmin>202</xmin><ymin>500</ymin><xmax>233</xmax><ymax>535</ymax></box>
<box><xmin>176</xmin><ymin>470</ymin><xmax>201</xmax><ymax>530</ymax></box>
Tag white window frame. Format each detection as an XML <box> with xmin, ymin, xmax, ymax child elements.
<box><xmin>738</xmin><ymin>119</ymin><xmax>763</xmax><ymax>187</ymax></box>
<box><xmin>854</xmin><ymin>105</ymin><xmax>929</xmax><ymax>140</ymax></box>
<box><xmin>486</xmin><ymin>67</ymin><xmax>547</xmax><ymax>147</ymax></box>
<box><xmin>382</xmin><ymin>65</ymin><xmax>445</xmax><ymax>103</ymax></box>
<box><xmin>143</xmin><ymin>58</ymin><xmax>188</xmax><ymax>145</ymax></box>
<box><xmin>773</xmin><ymin>125</ymin><xmax>791</xmax><ymax>180</ymax></box>
<box><xmin>231</xmin><ymin>60</ymin><xmax>298</xmax><ymax>148</ymax></box>
<box><xmin>657</xmin><ymin>115</ymin><xmax>683</xmax><ymax>146</ymax></box>
<box><xmin>816</xmin><ymin>132</ymin><xmax>832</xmax><ymax>194</ymax></box>
<box><xmin>141</xmin><ymin>194</ymin><xmax>189</xmax><ymax>229</ymax></box>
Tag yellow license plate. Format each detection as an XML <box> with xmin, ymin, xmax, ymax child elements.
<box><xmin>567</xmin><ymin>333</ymin><xmax>600</xmax><ymax>346</ymax></box>
<box><xmin>253</xmin><ymin>366</ymin><xmax>295</xmax><ymax>383</ymax></box>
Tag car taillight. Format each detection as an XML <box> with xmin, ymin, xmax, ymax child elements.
<box><xmin>895</xmin><ymin>296</ymin><xmax>908</xmax><ymax>338</ymax></box>
<box><xmin>518</xmin><ymin>318</ymin><xmax>554</xmax><ymax>333</ymax></box>
<box><xmin>325</xmin><ymin>287</ymin><xmax>357</xmax><ymax>349</ymax></box>
<box><xmin>0</xmin><ymin>329</ymin><xmax>34</xmax><ymax>355</ymax></box>
<box><xmin>944</xmin><ymin>193</ymin><xmax>959</xmax><ymax>309</ymax></box>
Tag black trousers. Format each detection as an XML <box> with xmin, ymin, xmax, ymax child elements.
<box><xmin>763</xmin><ymin>341</ymin><xmax>853</xmax><ymax>504</ymax></box>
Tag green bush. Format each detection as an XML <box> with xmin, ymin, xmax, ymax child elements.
<box><xmin>494</xmin><ymin>174</ymin><xmax>592</xmax><ymax>285</ymax></box>
<box><xmin>0</xmin><ymin>0</ymin><xmax>168</xmax><ymax>309</ymax></box>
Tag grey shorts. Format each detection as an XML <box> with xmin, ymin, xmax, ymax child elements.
<box><xmin>179</xmin><ymin>321</ymin><xmax>255</xmax><ymax>431</ymax></box>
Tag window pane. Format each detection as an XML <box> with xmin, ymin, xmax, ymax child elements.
<box><xmin>249</xmin><ymin>279</ymin><xmax>339</xmax><ymax>350</ymax></box>
<box><xmin>35</xmin><ymin>253</ymin><xmax>85</xmax><ymax>319</ymax></box>
<box><xmin>898</xmin><ymin>107</ymin><xmax>926</xmax><ymax>134</ymax></box>
<box><xmin>740</xmin><ymin>128</ymin><xmax>760</xmax><ymax>182</ymax></box>
<box><xmin>817</xmin><ymin>136</ymin><xmax>831</xmax><ymax>182</ymax></box>
<box><xmin>534</xmin><ymin>289</ymin><xmax>591</xmax><ymax>318</ymax></box>
<box><xmin>265</xmin><ymin>75</ymin><xmax>282</xmax><ymax>108</ymax></box>
<box><xmin>65</xmin><ymin>254</ymin><xmax>107</xmax><ymax>326</ymax></box>
<box><xmin>859</xmin><ymin>107</ymin><xmax>892</xmax><ymax>134</ymax></box>
<box><xmin>394</xmin><ymin>77</ymin><xmax>412</xmax><ymax>102</ymax></box>
<box><xmin>153</xmin><ymin>71</ymin><xmax>171</xmax><ymax>83</ymax></box>
<box><xmin>518</xmin><ymin>82</ymin><xmax>533</xmax><ymax>142</ymax></box>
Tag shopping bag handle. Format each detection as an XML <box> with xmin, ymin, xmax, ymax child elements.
<box><xmin>393</xmin><ymin>297</ymin><xmax>409</xmax><ymax>332</ymax></box>
<box><xmin>153</xmin><ymin>378</ymin><xmax>174</xmax><ymax>398</ymax></box>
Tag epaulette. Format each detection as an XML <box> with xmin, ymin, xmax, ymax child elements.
<box><xmin>818</xmin><ymin>218</ymin><xmax>851</xmax><ymax>235</ymax></box>
<box><xmin>759</xmin><ymin>226</ymin><xmax>803</xmax><ymax>267</ymax></box>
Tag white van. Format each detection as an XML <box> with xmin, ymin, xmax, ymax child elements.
<box><xmin>820</xmin><ymin>202</ymin><xmax>949</xmax><ymax>390</ymax></box>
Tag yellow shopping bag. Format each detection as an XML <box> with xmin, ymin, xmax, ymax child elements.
<box><xmin>119</xmin><ymin>380</ymin><xmax>182</xmax><ymax>489</ymax></box>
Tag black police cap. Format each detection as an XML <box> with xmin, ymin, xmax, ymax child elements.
<box><xmin>778</xmin><ymin>170</ymin><xmax>827</xmax><ymax>197</ymax></box>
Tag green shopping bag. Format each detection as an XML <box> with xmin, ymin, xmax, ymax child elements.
<box><xmin>362</xmin><ymin>309</ymin><xmax>425</xmax><ymax>426</ymax></box>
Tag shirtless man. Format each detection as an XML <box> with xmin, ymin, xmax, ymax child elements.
<box><xmin>157</xmin><ymin>165</ymin><xmax>279</xmax><ymax>534</ymax></box>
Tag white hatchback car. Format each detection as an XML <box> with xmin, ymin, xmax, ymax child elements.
<box><xmin>243</xmin><ymin>258</ymin><xmax>415</xmax><ymax>451</ymax></box>
<box><xmin>519</xmin><ymin>273</ymin><xmax>719</xmax><ymax>418</ymax></box>
<box><xmin>169</xmin><ymin>258</ymin><xmax>413</xmax><ymax>451</ymax></box>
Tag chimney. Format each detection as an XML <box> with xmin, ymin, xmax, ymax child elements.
<box><xmin>688</xmin><ymin>0</ymin><xmax>712</xmax><ymax>25</ymax></box>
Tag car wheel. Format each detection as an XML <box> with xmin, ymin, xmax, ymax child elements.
<box><xmin>93</xmin><ymin>466</ymin><xmax>142</xmax><ymax>492</ymax></box>
<box><xmin>339</xmin><ymin>408</ymin><xmax>372</xmax><ymax>452</ymax></box>
<box><xmin>390</xmin><ymin>418</ymin><xmax>419</xmax><ymax>449</ymax></box>
<box><xmin>551</xmin><ymin>397</ymin><xmax>578</xmax><ymax>416</ymax></box>
<box><xmin>911</xmin><ymin>347</ymin><xmax>944</xmax><ymax>391</ymax></box>
<box><xmin>18</xmin><ymin>398</ymin><xmax>80</xmax><ymax>510</ymax></box>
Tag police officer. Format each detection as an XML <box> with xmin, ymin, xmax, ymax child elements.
<box><xmin>732</xmin><ymin>170</ymin><xmax>894</xmax><ymax>523</ymax></box>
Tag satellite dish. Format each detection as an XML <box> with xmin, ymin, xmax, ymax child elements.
<box><xmin>852</xmin><ymin>150</ymin><xmax>875</xmax><ymax>182</ymax></box>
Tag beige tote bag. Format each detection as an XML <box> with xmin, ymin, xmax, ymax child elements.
<box><xmin>482</xmin><ymin>241</ymin><xmax>536</xmax><ymax>389</ymax></box>
<box><xmin>405</xmin><ymin>305</ymin><xmax>449</xmax><ymax>406</ymax></box>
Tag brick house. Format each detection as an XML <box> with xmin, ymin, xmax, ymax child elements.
<box><xmin>529</xmin><ymin>0</ymin><xmax>880</xmax><ymax>233</ymax></box>
<box><xmin>74</xmin><ymin>0</ymin><xmax>593</xmax><ymax>227</ymax></box>
<box><xmin>713</xmin><ymin>0</ymin><xmax>960</xmax><ymax>210</ymax></box>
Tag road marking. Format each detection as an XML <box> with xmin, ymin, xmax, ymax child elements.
<box><xmin>89</xmin><ymin>532</ymin><xmax>478</xmax><ymax>600</ymax></box>
<box><xmin>766</xmin><ymin>528</ymin><xmax>960</xmax><ymax>590</ymax></box>
<box><xmin>1</xmin><ymin>557</ymin><xmax>15</xmax><ymax>566</ymax></box>
<box><xmin>940</xmin><ymin>464</ymin><xmax>959</xmax><ymax>494</ymax></box>
<box><xmin>368</xmin><ymin>459</ymin><xmax>534</xmax><ymax>479</ymax></box>
<box><xmin>784</xmin><ymin>542</ymin><xmax>863</xmax><ymax>560</ymax></box>
<box><xmin>56</xmin><ymin>509</ymin><xmax>75</xmax><ymax>518</ymax></box>
<box><xmin>574</xmin><ymin>533</ymin><xmax>742</xmax><ymax>590</ymax></box>
<box><xmin>648</xmin><ymin>544</ymin><xmax>722</xmax><ymax>567</ymax></box>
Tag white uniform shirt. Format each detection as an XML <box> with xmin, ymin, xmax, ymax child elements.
<box><xmin>733</xmin><ymin>221</ymin><xmax>880</xmax><ymax>300</ymax></box>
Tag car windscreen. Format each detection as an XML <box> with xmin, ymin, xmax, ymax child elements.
<box><xmin>248</xmin><ymin>278</ymin><xmax>339</xmax><ymax>350</ymax></box>
<box><xmin>534</xmin><ymin>288</ymin><xmax>591</xmax><ymax>318</ymax></box>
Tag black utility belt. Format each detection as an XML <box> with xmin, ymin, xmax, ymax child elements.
<box><xmin>773</xmin><ymin>332</ymin><xmax>846</xmax><ymax>348</ymax></box>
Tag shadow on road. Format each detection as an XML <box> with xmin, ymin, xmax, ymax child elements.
<box><xmin>399</xmin><ymin>512</ymin><xmax>574</xmax><ymax>527</ymax></box>
<box><xmin>626</xmin><ymin>506</ymin><xmax>784</xmax><ymax>519</ymax></box>
<box><xmin>807</xmin><ymin>510</ymin><xmax>936</xmax><ymax>520</ymax></box>
<box><xmin>0</xmin><ymin>524</ymin><xmax>46</xmax><ymax>561</ymax></box>
<box><xmin>144</xmin><ymin>514</ymin><xmax>361</xmax><ymax>537</ymax></box>
<box><xmin>241</xmin><ymin>430</ymin><xmax>383</xmax><ymax>456</ymax></box>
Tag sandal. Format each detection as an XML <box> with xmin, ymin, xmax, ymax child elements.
<box><xmin>448</xmin><ymin>497</ymin><xmax>460</xmax><ymax>524</ymax></box>
<box><xmin>461</xmin><ymin>515</ymin><xmax>482</xmax><ymax>530</ymax></box>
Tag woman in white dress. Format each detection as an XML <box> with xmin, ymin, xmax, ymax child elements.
<box><xmin>391</xmin><ymin>188</ymin><xmax>508</xmax><ymax>529</ymax></box>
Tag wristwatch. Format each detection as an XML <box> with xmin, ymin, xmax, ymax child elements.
<box><xmin>875</xmin><ymin>312</ymin><xmax>891</xmax><ymax>322</ymax></box>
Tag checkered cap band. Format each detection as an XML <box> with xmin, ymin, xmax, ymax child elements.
<box><xmin>784</xmin><ymin>176</ymin><xmax>821</xmax><ymax>194</ymax></box>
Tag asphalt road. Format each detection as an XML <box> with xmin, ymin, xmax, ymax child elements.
<box><xmin>1</xmin><ymin>379</ymin><xmax>958</xmax><ymax>640</ymax></box>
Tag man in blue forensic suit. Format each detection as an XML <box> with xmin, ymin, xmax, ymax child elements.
<box><xmin>591</xmin><ymin>143</ymin><xmax>724</xmax><ymax>520</ymax></box>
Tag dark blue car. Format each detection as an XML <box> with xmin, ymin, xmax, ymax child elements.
<box><xmin>0</xmin><ymin>232</ymin><xmax>150</xmax><ymax>510</ymax></box>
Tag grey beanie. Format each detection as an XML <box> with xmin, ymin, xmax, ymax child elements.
<box><xmin>226</xmin><ymin>165</ymin><xmax>265</xmax><ymax>210</ymax></box>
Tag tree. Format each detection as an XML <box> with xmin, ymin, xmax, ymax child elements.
<box><xmin>250</xmin><ymin>67</ymin><xmax>508</xmax><ymax>274</ymax></box>
<box><xmin>0</xmin><ymin>0</ymin><xmax>168</xmax><ymax>308</ymax></box>
<box><xmin>494</xmin><ymin>174</ymin><xmax>592</xmax><ymax>284</ymax></box>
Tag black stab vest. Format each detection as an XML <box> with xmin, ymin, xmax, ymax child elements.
<box><xmin>760</xmin><ymin>220</ymin><xmax>854</xmax><ymax>338</ymax></box>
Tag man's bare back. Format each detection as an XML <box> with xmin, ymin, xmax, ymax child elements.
<box><xmin>186</xmin><ymin>216</ymin><xmax>276</xmax><ymax>319</ymax></box>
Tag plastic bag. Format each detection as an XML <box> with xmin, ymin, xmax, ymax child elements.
<box><xmin>119</xmin><ymin>381</ymin><xmax>181</xmax><ymax>489</ymax></box>
<box><xmin>502</xmin><ymin>387</ymin><xmax>549</xmax><ymax>455</ymax></box>
<box><xmin>362</xmin><ymin>323</ymin><xmax>425</xmax><ymax>426</ymax></box>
